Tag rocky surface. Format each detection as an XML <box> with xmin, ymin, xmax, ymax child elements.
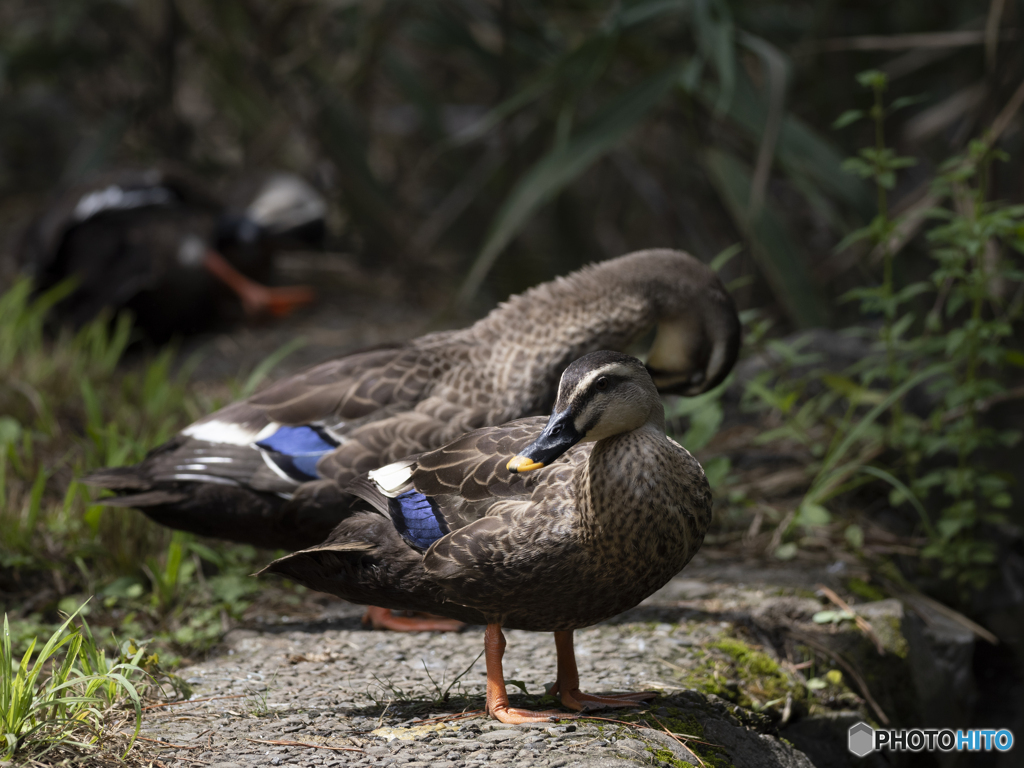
<box><xmin>131</xmin><ymin>556</ymin><xmax>902</xmax><ymax>768</ymax></box>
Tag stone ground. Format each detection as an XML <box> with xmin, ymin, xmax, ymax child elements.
<box><xmin>131</xmin><ymin>556</ymin><xmax>868</xmax><ymax>768</ymax></box>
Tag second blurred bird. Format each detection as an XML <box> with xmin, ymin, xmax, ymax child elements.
<box><xmin>17</xmin><ymin>168</ymin><xmax>325</xmax><ymax>340</ymax></box>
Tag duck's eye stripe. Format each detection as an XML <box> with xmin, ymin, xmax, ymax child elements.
<box><xmin>389</xmin><ymin>490</ymin><xmax>450</xmax><ymax>550</ymax></box>
<box><xmin>572</xmin><ymin>374</ymin><xmax>624</xmax><ymax>411</ymax></box>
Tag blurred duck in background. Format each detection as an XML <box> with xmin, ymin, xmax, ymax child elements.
<box><xmin>17</xmin><ymin>168</ymin><xmax>324</xmax><ymax>340</ymax></box>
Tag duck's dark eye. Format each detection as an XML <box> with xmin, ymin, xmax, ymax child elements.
<box><xmin>594</xmin><ymin>377</ymin><xmax>609</xmax><ymax>391</ymax></box>
<box><xmin>549</xmin><ymin>424</ymin><xmax>562</xmax><ymax>436</ymax></box>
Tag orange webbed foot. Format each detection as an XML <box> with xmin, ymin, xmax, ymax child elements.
<box><xmin>258</xmin><ymin>285</ymin><xmax>316</xmax><ymax>318</ymax></box>
<box><xmin>361</xmin><ymin>606</ymin><xmax>465</xmax><ymax>632</ymax></box>
<box><xmin>548</xmin><ymin>630</ymin><xmax>656</xmax><ymax>711</ymax></box>
<box><xmin>203</xmin><ymin>249</ymin><xmax>315</xmax><ymax>318</ymax></box>
<box><xmin>487</xmin><ymin>704</ymin><xmax>571</xmax><ymax>725</ymax></box>
<box><xmin>547</xmin><ymin>680</ymin><xmax>657</xmax><ymax>711</ymax></box>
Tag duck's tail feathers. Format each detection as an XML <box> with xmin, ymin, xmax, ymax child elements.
<box><xmin>84</xmin><ymin>435</ymin><xmax>294</xmax><ymax>499</ymax></box>
<box><xmin>81</xmin><ymin>466</ymin><xmax>152</xmax><ymax>492</ymax></box>
<box><xmin>91</xmin><ymin>490</ymin><xmax>188</xmax><ymax>507</ymax></box>
<box><xmin>80</xmin><ymin>435</ymin><xmax>338</xmax><ymax>550</ymax></box>
<box><xmin>257</xmin><ymin>512</ymin><xmax>483</xmax><ymax>624</ymax></box>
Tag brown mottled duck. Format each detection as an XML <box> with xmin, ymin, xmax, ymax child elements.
<box><xmin>262</xmin><ymin>350</ymin><xmax>712</xmax><ymax>723</ymax></box>
<box><xmin>85</xmin><ymin>249</ymin><xmax>737</xmax><ymax>631</ymax></box>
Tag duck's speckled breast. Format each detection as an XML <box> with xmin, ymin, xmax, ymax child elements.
<box><xmin>498</xmin><ymin>433</ymin><xmax>712</xmax><ymax>632</ymax></box>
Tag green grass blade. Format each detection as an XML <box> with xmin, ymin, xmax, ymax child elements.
<box><xmin>857</xmin><ymin>465</ymin><xmax>938</xmax><ymax>539</ymax></box>
<box><xmin>738</xmin><ymin>32</ymin><xmax>789</xmax><ymax>217</ymax></box>
<box><xmin>694</xmin><ymin>0</ymin><xmax>736</xmax><ymax>114</ymax></box>
<box><xmin>240</xmin><ymin>338</ymin><xmax>306</xmax><ymax>398</ymax></box>
<box><xmin>807</xmin><ymin>364</ymin><xmax>948</xmax><ymax>499</ymax></box>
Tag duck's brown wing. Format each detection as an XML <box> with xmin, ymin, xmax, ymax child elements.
<box><xmin>246</xmin><ymin>341</ymin><xmax>452</xmax><ymax>427</ymax></box>
<box><xmin>344</xmin><ymin>415</ymin><xmax>577</xmax><ymax>536</ymax></box>
<box><xmin>311</xmin><ymin>394</ymin><xmax>499</xmax><ymax>487</ymax></box>
<box><xmin>405</xmin><ymin>417</ymin><xmax>547</xmax><ymax>500</ymax></box>
<box><xmin>86</xmin><ymin>340</ymin><xmax>473</xmax><ymax>549</ymax></box>
<box><xmin>416</xmin><ymin>433</ymin><xmax>583</xmax><ymax>613</ymax></box>
<box><xmin>331</xmin><ymin>415</ymin><xmax>581</xmax><ymax>617</ymax></box>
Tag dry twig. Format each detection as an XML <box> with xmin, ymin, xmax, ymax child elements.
<box><xmin>245</xmin><ymin>738</ymin><xmax>366</xmax><ymax>753</ymax></box>
<box><xmin>788</xmin><ymin>628</ymin><xmax>890</xmax><ymax>725</ymax></box>
<box><xmin>816</xmin><ymin>584</ymin><xmax>886</xmax><ymax>655</ymax></box>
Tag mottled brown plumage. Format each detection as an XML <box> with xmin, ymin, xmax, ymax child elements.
<box><xmin>264</xmin><ymin>351</ymin><xmax>711</xmax><ymax>721</ymax></box>
<box><xmin>85</xmin><ymin>249</ymin><xmax>736</xmax><ymax>555</ymax></box>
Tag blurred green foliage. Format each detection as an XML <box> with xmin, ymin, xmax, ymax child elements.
<box><xmin>0</xmin><ymin>281</ymin><xmax>292</xmax><ymax>660</ymax></box>
<box><xmin>743</xmin><ymin>70</ymin><xmax>1024</xmax><ymax>590</ymax></box>
<box><xmin>2</xmin><ymin>0</ymin><xmax>1021</xmax><ymax>322</ymax></box>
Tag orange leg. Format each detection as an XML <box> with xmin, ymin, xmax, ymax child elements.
<box><xmin>485</xmin><ymin>624</ymin><xmax>570</xmax><ymax>724</ymax></box>
<box><xmin>203</xmin><ymin>250</ymin><xmax>315</xmax><ymax>318</ymax></box>
<box><xmin>361</xmin><ymin>606</ymin><xmax>464</xmax><ymax>632</ymax></box>
<box><xmin>547</xmin><ymin>630</ymin><xmax>657</xmax><ymax>711</ymax></box>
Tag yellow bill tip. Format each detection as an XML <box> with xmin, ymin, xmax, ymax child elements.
<box><xmin>506</xmin><ymin>455</ymin><xmax>545</xmax><ymax>473</ymax></box>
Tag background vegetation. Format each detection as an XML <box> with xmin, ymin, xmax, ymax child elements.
<box><xmin>2</xmin><ymin>0</ymin><xmax>1022</xmax><ymax>316</ymax></box>
<box><xmin>1</xmin><ymin>0</ymin><xmax>1023</xmax><ymax>761</ymax></box>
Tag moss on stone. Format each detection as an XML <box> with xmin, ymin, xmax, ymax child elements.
<box><xmin>873</xmin><ymin>613</ymin><xmax>908</xmax><ymax>659</ymax></box>
<box><xmin>641</xmin><ymin>708</ymin><xmax>734</xmax><ymax>768</ymax></box>
<box><xmin>846</xmin><ymin>577</ymin><xmax>887</xmax><ymax>602</ymax></box>
<box><xmin>588</xmin><ymin>705</ymin><xmax>734</xmax><ymax>767</ymax></box>
<box><xmin>646</xmin><ymin>745</ymin><xmax>701</xmax><ymax>767</ymax></box>
<box><xmin>692</xmin><ymin>637</ymin><xmax>808</xmax><ymax>715</ymax></box>
<box><xmin>710</xmin><ymin>638</ymin><xmax>779</xmax><ymax>677</ymax></box>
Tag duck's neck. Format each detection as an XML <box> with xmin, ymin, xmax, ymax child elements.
<box><xmin>574</xmin><ymin>418</ymin><xmax>669</xmax><ymax>538</ymax></box>
<box><xmin>468</xmin><ymin>272</ymin><xmax>658</xmax><ymax>418</ymax></box>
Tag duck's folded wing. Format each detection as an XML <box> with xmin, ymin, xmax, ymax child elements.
<box><xmin>127</xmin><ymin>343</ymin><xmax>465</xmax><ymax>493</ymax></box>
<box><xmin>247</xmin><ymin>342</ymin><xmax>451</xmax><ymax>427</ymax></box>
<box><xmin>341</xmin><ymin>417</ymin><xmax>549</xmax><ymax>549</ymax></box>
<box><xmin>404</xmin><ymin>416</ymin><xmax>548</xmax><ymax>501</ymax></box>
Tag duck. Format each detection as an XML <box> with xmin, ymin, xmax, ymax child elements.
<box><xmin>85</xmin><ymin>248</ymin><xmax>739</xmax><ymax>630</ymax></box>
<box><xmin>17</xmin><ymin>168</ymin><xmax>323</xmax><ymax>340</ymax></box>
<box><xmin>261</xmin><ymin>350</ymin><xmax>712</xmax><ymax>723</ymax></box>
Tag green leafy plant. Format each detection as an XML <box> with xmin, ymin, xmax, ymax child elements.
<box><xmin>748</xmin><ymin>70</ymin><xmax>1024</xmax><ymax>589</ymax></box>
<box><xmin>1</xmin><ymin>603</ymin><xmax>145</xmax><ymax>761</ymax></box>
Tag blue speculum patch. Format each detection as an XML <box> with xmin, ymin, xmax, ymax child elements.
<box><xmin>255</xmin><ymin>425</ymin><xmax>339</xmax><ymax>482</ymax></box>
<box><xmin>388</xmin><ymin>490</ymin><xmax>450</xmax><ymax>550</ymax></box>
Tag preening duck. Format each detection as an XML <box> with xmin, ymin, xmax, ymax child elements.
<box><xmin>18</xmin><ymin>169</ymin><xmax>323</xmax><ymax>339</ymax></box>
<box><xmin>263</xmin><ymin>351</ymin><xmax>712</xmax><ymax>722</ymax></box>
<box><xmin>85</xmin><ymin>248</ymin><xmax>739</xmax><ymax>629</ymax></box>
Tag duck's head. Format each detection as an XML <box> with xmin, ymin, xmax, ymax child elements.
<box><xmin>245</xmin><ymin>173</ymin><xmax>326</xmax><ymax>239</ymax></box>
<box><xmin>644</xmin><ymin>306</ymin><xmax>738</xmax><ymax>396</ymax></box>
<box><xmin>618</xmin><ymin>249</ymin><xmax>742</xmax><ymax>396</ymax></box>
<box><xmin>218</xmin><ymin>173</ymin><xmax>327</xmax><ymax>253</ymax></box>
<box><xmin>507</xmin><ymin>351</ymin><xmax>660</xmax><ymax>473</ymax></box>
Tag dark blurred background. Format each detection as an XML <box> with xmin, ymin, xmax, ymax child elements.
<box><xmin>1</xmin><ymin>0</ymin><xmax>1020</xmax><ymax>322</ymax></box>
